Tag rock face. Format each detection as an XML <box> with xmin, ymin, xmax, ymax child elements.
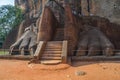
<box><xmin>80</xmin><ymin>0</ymin><xmax>120</xmax><ymax>24</ymax></box>
<box><xmin>3</xmin><ymin>0</ymin><xmax>46</xmax><ymax>48</ymax></box>
<box><xmin>15</xmin><ymin>0</ymin><xmax>43</xmax><ymax>19</ymax></box>
<box><xmin>77</xmin><ymin>25</ymin><xmax>114</xmax><ymax>56</ymax></box>
<box><xmin>14</xmin><ymin>0</ymin><xmax>120</xmax><ymax>23</ymax></box>
<box><xmin>92</xmin><ymin>0</ymin><xmax>120</xmax><ymax>24</ymax></box>
<box><xmin>3</xmin><ymin>0</ymin><xmax>120</xmax><ymax>56</ymax></box>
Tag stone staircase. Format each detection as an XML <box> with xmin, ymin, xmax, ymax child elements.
<box><xmin>41</xmin><ymin>41</ymin><xmax>63</xmax><ymax>64</ymax></box>
<box><xmin>30</xmin><ymin>41</ymin><xmax>67</xmax><ymax>65</ymax></box>
<box><xmin>53</xmin><ymin>28</ymin><xmax>64</xmax><ymax>41</ymax></box>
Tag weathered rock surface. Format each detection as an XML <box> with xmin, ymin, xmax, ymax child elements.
<box><xmin>3</xmin><ymin>0</ymin><xmax>120</xmax><ymax>57</ymax></box>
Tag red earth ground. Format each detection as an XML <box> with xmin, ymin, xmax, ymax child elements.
<box><xmin>0</xmin><ymin>59</ymin><xmax>120</xmax><ymax>80</ymax></box>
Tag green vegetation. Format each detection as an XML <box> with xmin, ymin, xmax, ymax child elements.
<box><xmin>0</xmin><ymin>50</ymin><xmax>9</xmax><ymax>55</ymax></box>
<box><xmin>0</xmin><ymin>5</ymin><xmax>23</xmax><ymax>41</ymax></box>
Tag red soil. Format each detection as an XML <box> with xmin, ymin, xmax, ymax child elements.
<box><xmin>0</xmin><ymin>59</ymin><xmax>120</xmax><ymax>80</ymax></box>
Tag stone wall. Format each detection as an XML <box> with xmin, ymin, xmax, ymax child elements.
<box><xmin>92</xmin><ymin>0</ymin><xmax>120</xmax><ymax>24</ymax></box>
<box><xmin>81</xmin><ymin>0</ymin><xmax>120</xmax><ymax>24</ymax></box>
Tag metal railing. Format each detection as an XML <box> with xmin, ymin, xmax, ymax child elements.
<box><xmin>72</xmin><ymin>50</ymin><xmax>120</xmax><ymax>56</ymax></box>
<box><xmin>72</xmin><ymin>50</ymin><xmax>120</xmax><ymax>52</ymax></box>
<box><xmin>0</xmin><ymin>49</ymin><xmax>31</xmax><ymax>55</ymax></box>
<box><xmin>1</xmin><ymin>49</ymin><xmax>120</xmax><ymax>56</ymax></box>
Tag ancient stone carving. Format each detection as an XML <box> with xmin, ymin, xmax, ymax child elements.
<box><xmin>77</xmin><ymin>25</ymin><xmax>114</xmax><ymax>56</ymax></box>
<box><xmin>5</xmin><ymin>0</ymin><xmax>120</xmax><ymax>57</ymax></box>
<box><xmin>10</xmin><ymin>24</ymin><xmax>37</xmax><ymax>55</ymax></box>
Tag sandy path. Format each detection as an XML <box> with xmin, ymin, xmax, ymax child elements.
<box><xmin>0</xmin><ymin>59</ymin><xmax>120</xmax><ymax>80</ymax></box>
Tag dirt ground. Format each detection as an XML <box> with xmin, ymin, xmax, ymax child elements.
<box><xmin>0</xmin><ymin>59</ymin><xmax>120</xmax><ymax>80</ymax></box>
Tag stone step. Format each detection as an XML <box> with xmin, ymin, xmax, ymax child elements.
<box><xmin>54</xmin><ymin>35</ymin><xmax>64</xmax><ymax>37</ymax></box>
<box><xmin>42</xmin><ymin>53</ymin><xmax>61</xmax><ymax>57</ymax></box>
<box><xmin>38</xmin><ymin>41</ymin><xmax>64</xmax><ymax>64</ymax></box>
<box><xmin>45</xmin><ymin>49</ymin><xmax>62</xmax><ymax>51</ymax></box>
<box><xmin>44</xmin><ymin>51</ymin><xmax>62</xmax><ymax>54</ymax></box>
<box><xmin>45</xmin><ymin>48</ymin><xmax>62</xmax><ymax>51</ymax></box>
<box><xmin>45</xmin><ymin>45</ymin><xmax>62</xmax><ymax>49</ymax></box>
<box><xmin>47</xmin><ymin>41</ymin><xmax>63</xmax><ymax>44</ymax></box>
<box><xmin>41</xmin><ymin>56</ymin><xmax>61</xmax><ymax>60</ymax></box>
<box><xmin>53</xmin><ymin>28</ymin><xmax>64</xmax><ymax>41</ymax></box>
<box><xmin>56</xmin><ymin>30</ymin><xmax>64</xmax><ymax>32</ymax></box>
<box><xmin>45</xmin><ymin>41</ymin><xmax>62</xmax><ymax>50</ymax></box>
<box><xmin>41</xmin><ymin>60</ymin><xmax>62</xmax><ymax>65</ymax></box>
